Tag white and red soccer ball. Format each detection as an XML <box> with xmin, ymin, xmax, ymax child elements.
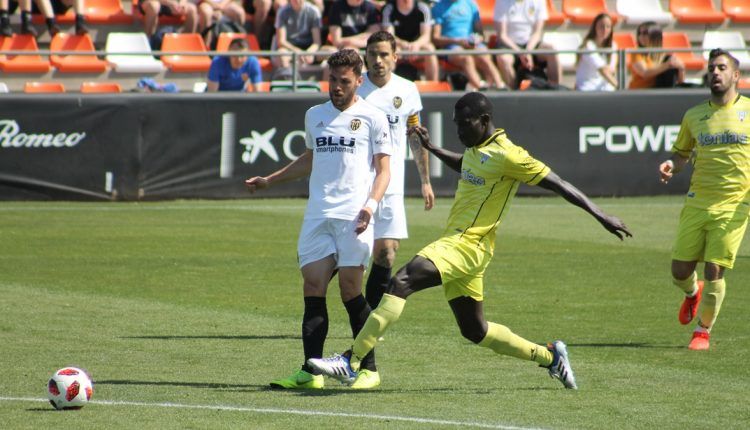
<box><xmin>47</xmin><ymin>367</ymin><xmax>94</xmax><ymax>410</ymax></box>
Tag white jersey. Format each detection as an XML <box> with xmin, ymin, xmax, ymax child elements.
<box><xmin>304</xmin><ymin>97</ymin><xmax>392</xmax><ymax>220</ymax></box>
<box><xmin>358</xmin><ymin>73</ymin><xmax>423</xmax><ymax>196</ymax></box>
<box><xmin>493</xmin><ymin>0</ymin><xmax>548</xmax><ymax>46</ymax></box>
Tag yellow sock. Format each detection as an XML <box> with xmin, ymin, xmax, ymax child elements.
<box><xmin>672</xmin><ymin>272</ymin><xmax>698</xmax><ymax>295</ymax></box>
<box><xmin>351</xmin><ymin>294</ymin><xmax>406</xmax><ymax>369</ymax></box>
<box><xmin>478</xmin><ymin>322</ymin><xmax>554</xmax><ymax>367</ymax></box>
<box><xmin>697</xmin><ymin>279</ymin><xmax>726</xmax><ymax>332</ymax></box>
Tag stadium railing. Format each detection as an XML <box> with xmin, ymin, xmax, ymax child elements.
<box><xmin>0</xmin><ymin>45</ymin><xmax>720</xmax><ymax>92</ymax></box>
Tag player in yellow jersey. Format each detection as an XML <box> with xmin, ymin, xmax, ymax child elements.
<box><xmin>658</xmin><ymin>49</ymin><xmax>750</xmax><ymax>351</ymax></box>
<box><xmin>308</xmin><ymin>92</ymin><xmax>632</xmax><ymax>390</ymax></box>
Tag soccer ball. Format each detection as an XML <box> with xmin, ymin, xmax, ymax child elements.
<box><xmin>47</xmin><ymin>367</ymin><xmax>94</xmax><ymax>410</ymax></box>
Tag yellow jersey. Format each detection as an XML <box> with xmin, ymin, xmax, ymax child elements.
<box><xmin>673</xmin><ymin>95</ymin><xmax>750</xmax><ymax>214</ymax></box>
<box><xmin>442</xmin><ymin>129</ymin><xmax>550</xmax><ymax>250</ymax></box>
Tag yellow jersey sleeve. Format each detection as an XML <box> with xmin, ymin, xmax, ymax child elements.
<box><xmin>501</xmin><ymin>143</ymin><xmax>550</xmax><ymax>186</ymax></box>
<box><xmin>672</xmin><ymin>113</ymin><xmax>695</xmax><ymax>158</ymax></box>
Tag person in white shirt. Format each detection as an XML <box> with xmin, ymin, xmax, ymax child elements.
<box><xmin>493</xmin><ymin>0</ymin><xmax>561</xmax><ymax>89</ymax></box>
<box><xmin>245</xmin><ymin>49</ymin><xmax>392</xmax><ymax>391</ymax></box>
<box><xmin>357</xmin><ymin>31</ymin><xmax>435</xmax><ymax>329</ymax></box>
<box><xmin>575</xmin><ymin>12</ymin><xmax>617</xmax><ymax>91</ymax></box>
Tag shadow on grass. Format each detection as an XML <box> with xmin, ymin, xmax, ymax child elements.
<box><xmin>95</xmin><ymin>379</ymin><xmax>557</xmax><ymax>396</ymax></box>
<box><xmin>120</xmin><ymin>335</ymin><xmax>351</xmax><ymax>341</ymax></box>
<box><xmin>121</xmin><ymin>335</ymin><xmax>298</xmax><ymax>340</ymax></box>
<box><xmin>96</xmin><ymin>379</ymin><xmax>263</xmax><ymax>391</ymax></box>
<box><xmin>567</xmin><ymin>342</ymin><xmax>683</xmax><ymax>349</ymax></box>
<box><xmin>262</xmin><ymin>386</ymin><xmax>557</xmax><ymax>396</ymax></box>
<box><xmin>26</xmin><ymin>408</ymin><xmax>57</xmax><ymax>412</ymax></box>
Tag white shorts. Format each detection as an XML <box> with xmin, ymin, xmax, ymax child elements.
<box><xmin>374</xmin><ymin>194</ymin><xmax>408</xmax><ymax>240</ymax></box>
<box><xmin>297</xmin><ymin>217</ymin><xmax>374</xmax><ymax>269</ymax></box>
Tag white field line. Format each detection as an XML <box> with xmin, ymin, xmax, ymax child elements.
<box><xmin>0</xmin><ymin>396</ymin><xmax>544</xmax><ymax>430</ymax></box>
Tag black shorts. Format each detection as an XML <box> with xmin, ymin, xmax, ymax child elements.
<box><xmin>497</xmin><ymin>41</ymin><xmax>547</xmax><ymax>69</ymax></box>
<box><xmin>138</xmin><ymin>0</ymin><xmax>177</xmax><ymax>16</ymax></box>
<box><xmin>24</xmin><ymin>0</ymin><xmax>72</xmax><ymax>15</ymax></box>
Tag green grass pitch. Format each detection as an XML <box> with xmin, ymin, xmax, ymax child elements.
<box><xmin>0</xmin><ymin>196</ymin><xmax>748</xmax><ymax>429</ymax></box>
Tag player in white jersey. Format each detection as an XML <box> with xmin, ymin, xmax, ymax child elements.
<box><xmin>245</xmin><ymin>49</ymin><xmax>392</xmax><ymax>390</ymax></box>
<box><xmin>358</xmin><ymin>31</ymin><xmax>435</xmax><ymax>312</ymax></box>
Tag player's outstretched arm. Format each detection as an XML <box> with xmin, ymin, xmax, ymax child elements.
<box><xmin>408</xmin><ymin>125</ymin><xmax>463</xmax><ymax>173</ymax></box>
<box><xmin>658</xmin><ymin>153</ymin><xmax>690</xmax><ymax>184</ymax></box>
<box><xmin>408</xmin><ymin>129</ymin><xmax>435</xmax><ymax>210</ymax></box>
<box><xmin>537</xmin><ymin>171</ymin><xmax>633</xmax><ymax>240</ymax></box>
<box><xmin>244</xmin><ymin>149</ymin><xmax>313</xmax><ymax>193</ymax></box>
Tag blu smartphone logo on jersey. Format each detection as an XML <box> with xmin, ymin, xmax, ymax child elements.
<box><xmin>579</xmin><ymin>125</ymin><xmax>680</xmax><ymax>153</ymax></box>
<box><xmin>315</xmin><ymin>136</ymin><xmax>357</xmax><ymax>147</ymax></box>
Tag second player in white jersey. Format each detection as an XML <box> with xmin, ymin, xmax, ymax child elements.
<box><xmin>304</xmin><ymin>97</ymin><xmax>392</xmax><ymax>221</ymax></box>
<box><xmin>358</xmin><ymin>72</ymin><xmax>423</xmax><ymax>197</ymax></box>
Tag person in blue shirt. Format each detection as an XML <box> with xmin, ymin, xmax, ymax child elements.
<box><xmin>431</xmin><ymin>0</ymin><xmax>504</xmax><ymax>90</ymax></box>
<box><xmin>207</xmin><ymin>38</ymin><xmax>263</xmax><ymax>92</ymax></box>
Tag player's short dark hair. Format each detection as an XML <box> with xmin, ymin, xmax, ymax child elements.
<box><xmin>708</xmin><ymin>48</ymin><xmax>740</xmax><ymax>69</ymax></box>
<box><xmin>367</xmin><ymin>30</ymin><xmax>397</xmax><ymax>53</ymax></box>
<box><xmin>455</xmin><ymin>92</ymin><xmax>493</xmax><ymax>118</ymax></box>
<box><xmin>327</xmin><ymin>49</ymin><xmax>364</xmax><ymax>76</ymax></box>
<box><xmin>228</xmin><ymin>38</ymin><xmax>249</xmax><ymax>50</ymax></box>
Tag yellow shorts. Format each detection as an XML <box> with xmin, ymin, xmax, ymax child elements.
<box><xmin>417</xmin><ymin>234</ymin><xmax>493</xmax><ymax>301</ymax></box>
<box><xmin>672</xmin><ymin>206</ymin><xmax>749</xmax><ymax>269</ymax></box>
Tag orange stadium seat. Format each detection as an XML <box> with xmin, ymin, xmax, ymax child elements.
<box><xmin>216</xmin><ymin>33</ymin><xmax>272</xmax><ymax>72</ymax></box>
<box><xmin>24</xmin><ymin>82</ymin><xmax>66</xmax><ymax>93</ymax></box>
<box><xmin>662</xmin><ymin>32</ymin><xmax>706</xmax><ymax>71</ymax></box>
<box><xmin>80</xmin><ymin>82</ymin><xmax>122</xmax><ymax>93</ymax></box>
<box><xmin>562</xmin><ymin>0</ymin><xmax>619</xmax><ymax>25</ymax></box>
<box><xmin>254</xmin><ymin>81</ymin><xmax>270</xmax><ymax>92</ymax></box>
<box><xmin>415</xmin><ymin>80</ymin><xmax>452</xmax><ymax>92</ymax></box>
<box><xmin>723</xmin><ymin>0</ymin><xmax>750</xmax><ymax>23</ymax></box>
<box><xmin>318</xmin><ymin>81</ymin><xmax>329</xmax><ymax>93</ymax></box>
<box><xmin>612</xmin><ymin>32</ymin><xmax>636</xmax><ymax>67</ymax></box>
<box><xmin>476</xmin><ymin>0</ymin><xmax>495</xmax><ymax>26</ymax></box>
<box><xmin>33</xmin><ymin>0</ymin><xmax>132</xmax><ymax>24</ymax></box>
<box><xmin>50</xmin><ymin>33</ymin><xmax>109</xmax><ymax>73</ymax></box>
<box><xmin>670</xmin><ymin>0</ymin><xmax>726</xmax><ymax>24</ymax></box>
<box><xmin>0</xmin><ymin>34</ymin><xmax>51</xmax><ymax>73</ymax></box>
<box><xmin>546</xmin><ymin>0</ymin><xmax>567</xmax><ymax>25</ymax></box>
<box><xmin>160</xmin><ymin>33</ymin><xmax>212</xmax><ymax>72</ymax></box>
<box><xmin>739</xmin><ymin>77</ymin><xmax>750</xmax><ymax>89</ymax></box>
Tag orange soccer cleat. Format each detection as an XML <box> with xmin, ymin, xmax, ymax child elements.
<box><xmin>679</xmin><ymin>280</ymin><xmax>703</xmax><ymax>325</ymax></box>
<box><xmin>688</xmin><ymin>331</ymin><xmax>710</xmax><ymax>351</ymax></box>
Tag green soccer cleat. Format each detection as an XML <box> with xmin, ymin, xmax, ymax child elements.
<box><xmin>350</xmin><ymin>369</ymin><xmax>380</xmax><ymax>389</ymax></box>
<box><xmin>269</xmin><ymin>369</ymin><xmax>324</xmax><ymax>390</ymax></box>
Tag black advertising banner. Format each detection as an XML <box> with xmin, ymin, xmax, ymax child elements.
<box><xmin>0</xmin><ymin>96</ymin><xmax>139</xmax><ymax>200</ymax></box>
<box><xmin>0</xmin><ymin>90</ymin><xmax>714</xmax><ymax>200</ymax></box>
<box><xmin>136</xmin><ymin>93</ymin><xmax>326</xmax><ymax>199</ymax></box>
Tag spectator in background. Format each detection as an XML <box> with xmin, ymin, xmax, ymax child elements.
<box><xmin>2</xmin><ymin>0</ymin><xmax>61</xmax><ymax>36</ymax></box>
<box><xmin>196</xmin><ymin>0</ymin><xmax>246</xmax><ymax>39</ymax></box>
<box><xmin>139</xmin><ymin>0</ymin><xmax>198</xmax><ymax>37</ymax></box>
<box><xmin>381</xmin><ymin>0</ymin><xmax>439</xmax><ymax>81</ymax></box>
<box><xmin>207</xmin><ymin>38</ymin><xmax>263</xmax><ymax>92</ymax></box>
<box><xmin>575</xmin><ymin>13</ymin><xmax>617</xmax><ymax>91</ymax></box>
<box><xmin>33</xmin><ymin>0</ymin><xmax>89</xmax><ymax>35</ymax></box>
<box><xmin>327</xmin><ymin>0</ymin><xmax>379</xmax><ymax>50</ymax></box>
<box><xmin>244</xmin><ymin>0</ymin><xmax>284</xmax><ymax>49</ymax></box>
<box><xmin>431</xmin><ymin>0</ymin><xmax>505</xmax><ymax>90</ymax></box>
<box><xmin>629</xmin><ymin>21</ymin><xmax>684</xmax><ymax>89</ymax></box>
<box><xmin>493</xmin><ymin>0</ymin><xmax>560</xmax><ymax>89</ymax></box>
<box><xmin>273</xmin><ymin>0</ymin><xmax>322</xmax><ymax>70</ymax></box>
